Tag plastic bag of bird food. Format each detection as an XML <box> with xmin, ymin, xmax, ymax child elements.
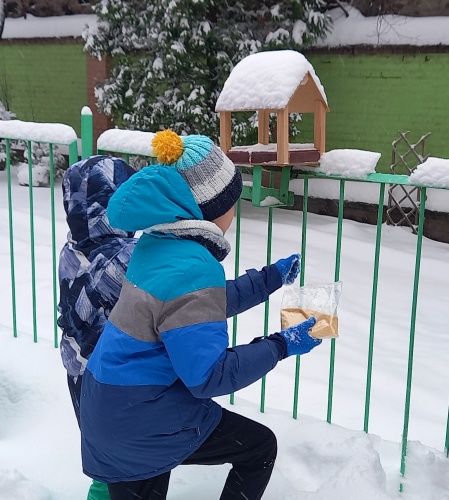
<box><xmin>281</xmin><ymin>281</ymin><xmax>343</xmax><ymax>339</ymax></box>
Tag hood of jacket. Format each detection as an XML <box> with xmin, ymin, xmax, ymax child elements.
<box><xmin>62</xmin><ymin>155</ymin><xmax>137</xmax><ymax>248</ymax></box>
<box><xmin>107</xmin><ymin>164</ymin><xmax>203</xmax><ymax>232</ymax></box>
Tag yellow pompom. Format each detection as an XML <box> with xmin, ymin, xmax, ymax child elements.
<box><xmin>152</xmin><ymin>129</ymin><xmax>184</xmax><ymax>165</ymax></box>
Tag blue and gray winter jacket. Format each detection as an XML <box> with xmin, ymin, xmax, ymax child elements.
<box><xmin>58</xmin><ymin>155</ymin><xmax>282</xmax><ymax>383</ymax></box>
<box><xmin>80</xmin><ymin>165</ymin><xmax>287</xmax><ymax>483</ymax></box>
<box><xmin>58</xmin><ymin>155</ymin><xmax>137</xmax><ymax>380</ymax></box>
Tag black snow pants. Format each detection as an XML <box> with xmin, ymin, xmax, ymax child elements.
<box><xmin>107</xmin><ymin>408</ymin><xmax>277</xmax><ymax>500</ymax></box>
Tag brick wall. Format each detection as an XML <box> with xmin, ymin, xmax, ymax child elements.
<box><xmin>86</xmin><ymin>53</ymin><xmax>114</xmax><ymax>144</ymax></box>
<box><xmin>0</xmin><ymin>39</ymin><xmax>114</xmax><ymax>141</ymax></box>
<box><xmin>300</xmin><ymin>51</ymin><xmax>449</xmax><ymax>172</ymax></box>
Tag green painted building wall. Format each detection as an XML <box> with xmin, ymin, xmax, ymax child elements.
<box><xmin>0</xmin><ymin>42</ymin><xmax>87</xmax><ymax>136</ymax></box>
<box><xmin>0</xmin><ymin>44</ymin><xmax>448</xmax><ymax>173</ymax></box>
<box><xmin>301</xmin><ymin>53</ymin><xmax>449</xmax><ymax>172</ymax></box>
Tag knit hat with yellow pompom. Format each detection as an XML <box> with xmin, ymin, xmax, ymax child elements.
<box><xmin>152</xmin><ymin>130</ymin><xmax>242</xmax><ymax>221</ymax></box>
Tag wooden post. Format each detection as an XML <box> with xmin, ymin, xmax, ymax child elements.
<box><xmin>314</xmin><ymin>100</ymin><xmax>326</xmax><ymax>154</ymax></box>
<box><xmin>276</xmin><ymin>108</ymin><xmax>289</xmax><ymax>164</ymax></box>
<box><xmin>258</xmin><ymin>110</ymin><xmax>269</xmax><ymax>145</ymax></box>
<box><xmin>219</xmin><ymin>111</ymin><xmax>232</xmax><ymax>153</ymax></box>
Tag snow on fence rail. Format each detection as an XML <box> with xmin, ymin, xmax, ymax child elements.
<box><xmin>2</xmin><ymin>112</ymin><xmax>449</xmax><ymax>493</ymax></box>
<box><xmin>0</xmin><ymin>120</ymin><xmax>78</xmax><ymax>144</ymax></box>
<box><xmin>97</xmin><ymin>128</ymin><xmax>156</xmax><ymax>157</ymax></box>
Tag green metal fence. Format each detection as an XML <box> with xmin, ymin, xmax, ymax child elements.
<box><xmin>237</xmin><ymin>166</ymin><xmax>436</xmax><ymax>490</ymax></box>
<box><xmin>0</xmin><ymin>120</ymin><xmax>78</xmax><ymax>348</ymax></box>
<box><xmin>1</xmin><ymin>110</ymin><xmax>448</xmax><ymax>492</ymax></box>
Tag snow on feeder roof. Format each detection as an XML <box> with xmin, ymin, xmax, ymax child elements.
<box><xmin>215</xmin><ymin>50</ymin><xmax>328</xmax><ymax>112</ymax></box>
<box><xmin>216</xmin><ymin>50</ymin><xmax>329</xmax><ymax>166</ymax></box>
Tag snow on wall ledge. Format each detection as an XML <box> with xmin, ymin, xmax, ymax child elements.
<box><xmin>287</xmin><ymin>149</ymin><xmax>449</xmax><ymax>213</ymax></box>
<box><xmin>2</xmin><ymin>14</ymin><xmax>97</xmax><ymax>39</ymax></box>
<box><xmin>97</xmin><ymin>129</ymin><xmax>156</xmax><ymax>156</ymax></box>
<box><xmin>0</xmin><ymin>120</ymin><xmax>77</xmax><ymax>144</ymax></box>
<box><xmin>408</xmin><ymin>157</ymin><xmax>449</xmax><ymax>212</ymax></box>
<box><xmin>316</xmin><ymin>149</ymin><xmax>381</xmax><ymax>178</ymax></box>
<box><xmin>313</xmin><ymin>6</ymin><xmax>449</xmax><ymax>47</ymax></box>
<box><xmin>409</xmin><ymin>157</ymin><xmax>449</xmax><ymax>189</ymax></box>
<box><xmin>2</xmin><ymin>8</ymin><xmax>447</xmax><ymax>47</ymax></box>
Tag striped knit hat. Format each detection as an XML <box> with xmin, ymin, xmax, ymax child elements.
<box><xmin>152</xmin><ymin>130</ymin><xmax>242</xmax><ymax>221</ymax></box>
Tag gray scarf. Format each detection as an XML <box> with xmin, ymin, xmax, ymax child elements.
<box><xmin>144</xmin><ymin>220</ymin><xmax>231</xmax><ymax>262</ymax></box>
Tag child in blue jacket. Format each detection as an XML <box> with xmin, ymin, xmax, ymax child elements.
<box><xmin>58</xmin><ymin>153</ymin><xmax>310</xmax><ymax>500</ymax></box>
<box><xmin>78</xmin><ymin>135</ymin><xmax>321</xmax><ymax>500</ymax></box>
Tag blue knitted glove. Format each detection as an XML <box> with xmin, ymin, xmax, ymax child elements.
<box><xmin>274</xmin><ymin>254</ymin><xmax>301</xmax><ymax>285</ymax></box>
<box><xmin>279</xmin><ymin>317</ymin><xmax>321</xmax><ymax>357</ymax></box>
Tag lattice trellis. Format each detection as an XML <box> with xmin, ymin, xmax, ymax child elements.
<box><xmin>386</xmin><ymin>131</ymin><xmax>431</xmax><ymax>234</ymax></box>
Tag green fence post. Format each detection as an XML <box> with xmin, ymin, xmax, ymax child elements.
<box><xmin>48</xmin><ymin>145</ymin><xmax>59</xmax><ymax>348</ymax></box>
<box><xmin>260</xmin><ymin>196</ymin><xmax>274</xmax><ymax>414</ymax></box>
<box><xmin>230</xmin><ymin>198</ymin><xmax>242</xmax><ymax>406</ymax></box>
<box><xmin>6</xmin><ymin>139</ymin><xmax>18</xmax><ymax>338</ymax></box>
<box><xmin>327</xmin><ymin>179</ymin><xmax>345</xmax><ymax>423</ymax></box>
<box><xmin>252</xmin><ymin>166</ymin><xmax>263</xmax><ymax>206</ymax></box>
<box><xmin>400</xmin><ymin>187</ymin><xmax>427</xmax><ymax>492</ymax></box>
<box><xmin>364</xmin><ymin>182</ymin><xmax>386</xmax><ymax>432</ymax></box>
<box><xmin>293</xmin><ymin>175</ymin><xmax>309</xmax><ymax>419</ymax></box>
<box><xmin>27</xmin><ymin>141</ymin><xmax>38</xmax><ymax>342</ymax></box>
<box><xmin>81</xmin><ymin>106</ymin><xmax>94</xmax><ymax>159</ymax></box>
<box><xmin>69</xmin><ymin>141</ymin><xmax>79</xmax><ymax>167</ymax></box>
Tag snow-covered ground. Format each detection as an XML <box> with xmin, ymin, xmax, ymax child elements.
<box><xmin>1</xmin><ymin>5</ymin><xmax>449</xmax><ymax>496</ymax></box>
<box><xmin>1</xmin><ymin>166</ymin><xmax>449</xmax><ymax>500</ymax></box>
<box><xmin>315</xmin><ymin>5</ymin><xmax>449</xmax><ymax>47</ymax></box>
<box><xmin>1</xmin><ymin>13</ymin><xmax>96</xmax><ymax>39</ymax></box>
<box><xmin>2</xmin><ymin>6</ymin><xmax>449</xmax><ymax>47</ymax></box>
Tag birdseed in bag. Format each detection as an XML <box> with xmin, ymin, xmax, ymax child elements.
<box><xmin>280</xmin><ymin>282</ymin><xmax>343</xmax><ymax>339</ymax></box>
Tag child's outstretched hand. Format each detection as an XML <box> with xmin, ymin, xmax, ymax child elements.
<box><xmin>274</xmin><ymin>253</ymin><xmax>301</xmax><ymax>285</ymax></box>
<box><xmin>279</xmin><ymin>317</ymin><xmax>321</xmax><ymax>357</ymax></box>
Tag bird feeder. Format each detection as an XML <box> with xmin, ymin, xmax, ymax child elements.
<box><xmin>215</xmin><ymin>50</ymin><xmax>329</xmax><ymax>207</ymax></box>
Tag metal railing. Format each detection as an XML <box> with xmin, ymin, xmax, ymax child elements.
<box><xmin>235</xmin><ymin>167</ymin><xmax>439</xmax><ymax>490</ymax></box>
<box><xmin>1</xmin><ymin>110</ymin><xmax>448</xmax><ymax>491</ymax></box>
<box><xmin>0</xmin><ymin>120</ymin><xmax>78</xmax><ymax>347</ymax></box>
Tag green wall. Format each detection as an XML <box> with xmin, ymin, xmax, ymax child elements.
<box><xmin>0</xmin><ymin>43</ymin><xmax>86</xmax><ymax>136</ymax></box>
<box><xmin>1</xmin><ymin>45</ymin><xmax>448</xmax><ymax>172</ymax></box>
<box><xmin>301</xmin><ymin>53</ymin><xmax>449</xmax><ymax>172</ymax></box>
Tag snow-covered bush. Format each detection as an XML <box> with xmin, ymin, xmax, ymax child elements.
<box><xmin>0</xmin><ymin>101</ymin><xmax>67</xmax><ymax>183</ymax></box>
<box><xmin>0</xmin><ymin>99</ymin><xmax>13</xmax><ymax>121</ymax></box>
<box><xmin>0</xmin><ymin>0</ymin><xmax>5</xmax><ymax>40</ymax></box>
<box><xmin>0</xmin><ymin>99</ymin><xmax>16</xmax><ymax>170</ymax></box>
<box><xmin>84</xmin><ymin>0</ymin><xmax>332</xmax><ymax>142</ymax></box>
<box><xmin>16</xmin><ymin>142</ymin><xmax>67</xmax><ymax>187</ymax></box>
<box><xmin>128</xmin><ymin>155</ymin><xmax>152</xmax><ymax>171</ymax></box>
